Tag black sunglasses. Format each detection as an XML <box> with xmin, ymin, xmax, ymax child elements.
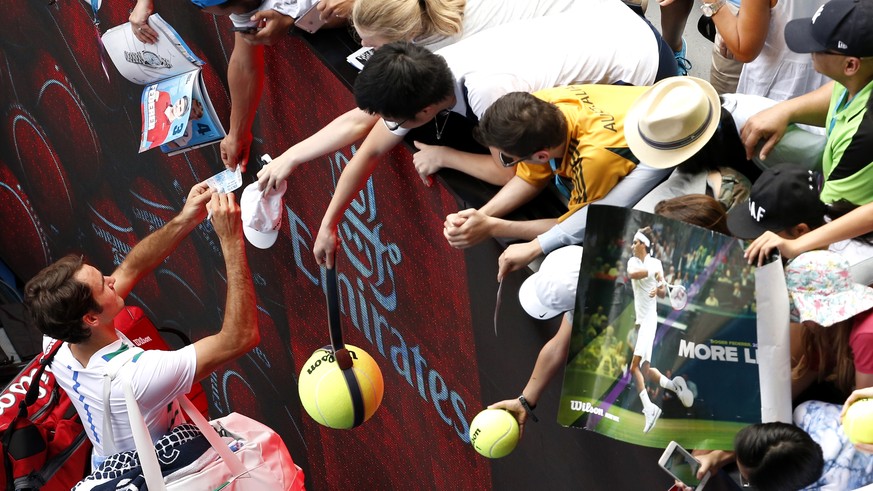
<box><xmin>498</xmin><ymin>151</ymin><xmax>531</xmax><ymax>167</ymax></box>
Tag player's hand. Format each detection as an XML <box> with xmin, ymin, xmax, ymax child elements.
<box><xmin>257</xmin><ymin>154</ymin><xmax>296</xmax><ymax>191</ymax></box>
<box><xmin>208</xmin><ymin>193</ymin><xmax>242</xmax><ymax>241</ymax></box>
<box><xmin>745</xmin><ymin>231</ymin><xmax>798</xmax><ymax>266</ymax></box>
<box><xmin>180</xmin><ymin>181</ymin><xmax>214</xmax><ymax>224</ymax></box>
<box><xmin>241</xmin><ymin>10</ymin><xmax>294</xmax><ymax>46</ymax></box>
<box><xmin>498</xmin><ymin>241</ymin><xmax>543</xmax><ymax>282</ymax></box>
<box><xmin>488</xmin><ymin>399</ymin><xmax>528</xmax><ymax>439</ymax></box>
<box><xmin>443</xmin><ymin>209</ymin><xmax>492</xmax><ymax>249</ymax></box>
<box><xmin>317</xmin><ymin>0</ymin><xmax>354</xmax><ymax>19</ymax></box>
<box><xmin>740</xmin><ymin>104</ymin><xmax>790</xmax><ymax>161</ymax></box>
<box><xmin>314</xmin><ymin>225</ymin><xmax>339</xmax><ymax>268</ymax></box>
<box><xmin>221</xmin><ymin>133</ymin><xmax>252</xmax><ymax>172</ymax></box>
<box><xmin>412</xmin><ymin>140</ymin><xmax>448</xmax><ymax>186</ymax></box>
<box><xmin>129</xmin><ymin>1</ymin><xmax>159</xmax><ymax>44</ymax></box>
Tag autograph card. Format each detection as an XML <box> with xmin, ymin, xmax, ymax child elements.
<box><xmin>205</xmin><ymin>166</ymin><xmax>242</xmax><ymax>194</ymax></box>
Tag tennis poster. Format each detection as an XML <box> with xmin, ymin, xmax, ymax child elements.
<box><xmin>558</xmin><ymin>205</ymin><xmax>790</xmax><ymax>450</ymax></box>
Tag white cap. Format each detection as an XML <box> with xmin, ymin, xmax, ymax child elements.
<box><xmin>240</xmin><ymin>181</ymin><xmax>286</xmax><ymax>249</ymax></box>
<box><xmin>518</xmin><ymin>245</ymin><xmax>583</xmax><ymax>320</ymax></box>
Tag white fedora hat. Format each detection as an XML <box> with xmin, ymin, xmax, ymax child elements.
<box><xmin>625</xmin><ymin>76</ymin><xmax>721</xmax><ymax>169</ymax></box>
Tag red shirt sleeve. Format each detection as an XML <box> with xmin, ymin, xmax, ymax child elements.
<box><xmin>851</xmin><ymin>310</ymin><xmax>873</xmax><ymax>372</ymax></box>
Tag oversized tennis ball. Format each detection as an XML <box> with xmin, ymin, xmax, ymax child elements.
<box><xmin>469</xmin><ymin>409</ymin><xmax>520</xmax><ymax>458</ymax></box>
<box><xmin>298</xmin><ymin>344</ymin><xmax>384</xmax><ymax>429</ymax></box>
<box><xmin>843</xmin><ymin>398</ymin><xmax>873</xmax><ymax>444</ymax></box>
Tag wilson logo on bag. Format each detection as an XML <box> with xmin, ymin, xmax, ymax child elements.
<box><xmin>0</xmin><ymin>340</ymin><xmax>91</xmax><ymax>491</ymax></box>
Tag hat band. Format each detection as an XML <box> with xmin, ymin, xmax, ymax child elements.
<box><xmin>638</xmin><ymin>105</ymin><xmax>713</xmax><ymax>151</ymax></box>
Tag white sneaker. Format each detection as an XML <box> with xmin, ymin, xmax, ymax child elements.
<box><xmin>672</xmin><ymin>376</ymin><xmax>694</xmax><ymax>408</ymax></box>
<box><xmin>643</xmin><ymin>405</ymin><xmax>662</xmax><ymax>433</ymax></box>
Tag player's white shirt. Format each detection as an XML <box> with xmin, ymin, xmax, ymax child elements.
<box><xmin>628</xmin><ymin>254</ymin><xmax>663</xmax><ymax>325</ymax></box>
<box><xmin>45</xmin><ymin>333</ymin><xmax>196</xmax><ymax>461</ymax></box>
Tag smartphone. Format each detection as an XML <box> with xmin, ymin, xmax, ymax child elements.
<box><xmin>296</xmin><ymin>2</ymin><xmax>327</xmax><ymax>34</ymax></box>
<box><xmin>231</xmin><ymin>25</ymin><xmax>259</xmax><ymax>35</ymax></box>
<box><xmin>658</xmin><ymin>441</ymin><xmax>711</xmax><ymax>490</ymax></box>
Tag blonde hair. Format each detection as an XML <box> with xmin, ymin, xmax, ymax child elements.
<box><xmin>352</xmin><ymin>0</ymin><xmax>465</xmax><ymax>45</ymax></box>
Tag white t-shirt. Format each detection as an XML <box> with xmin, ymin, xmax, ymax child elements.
<box><xmin>46</xmin><ymin>333</ymin><xmax>197</xmax><ymax>460</ymax></box>
<box><xmin>389</xmin><ymin>1</ymin><xmax>660</xmax><ymax>136</ymax></box>
<box><xmin>230</xmin><ymin>0</ymin><xmax>315</xmax><ymax>27</ymax></box>
<box><xmin>736</xmin><ymin>0</ymin><xmax>829</xmax><ymax>102</ymax></box>
<box><xmin>628</xmin><ymin>255</ymin><xmax>663</xmax><ymax>326</ymax></box>
<box><xmin>423</xmin><ymin>0</ymin><xmax>582</xmax><ymax>51</ymax></box>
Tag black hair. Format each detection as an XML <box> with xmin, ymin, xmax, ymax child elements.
<box><xmin>679</xmin><ymin>97</ymin><xmax>761</xmax><ymax>182</ymax></box>
<box><xmin>734</xmin><ymin>422</ymin><xmax>823</xmax><ymax>491</ymax></box>
<box><xmin>353</xmin><ymin>42</ymin><xmax>455</xmax><ymax>121</ymax></box>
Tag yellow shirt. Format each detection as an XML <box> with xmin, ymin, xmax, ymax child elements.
<box><xmin>515</xmin><ymin>85</ymin><xmax>646</xmax><ymax>221</ymax></box>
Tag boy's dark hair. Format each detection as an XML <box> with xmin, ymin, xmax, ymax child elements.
<box><xmin>473</xmin><ymin>92</ymin><xmax>566</xmax><ymax>157</ymax></box>
<box><xmin>354</xmin><ymin>42</ymin><xmax>454</xmax><ymax>122</ymax></box>
<box><xmin>23</xmin><ymin>255</ymin><xmax>99</xmax><ymax>343</ymax></box>
<box><xmin>734</xmin><ymin>422</ymin><xmax>824</xmax><ymax>491</ymax></box>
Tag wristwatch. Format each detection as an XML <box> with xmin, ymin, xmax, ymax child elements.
<box><xmin>700</xmin><ymin>0</ymin><xmax>726</xmax><ymax>17</ymax></box>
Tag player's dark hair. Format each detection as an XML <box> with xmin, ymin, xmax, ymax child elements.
<box><xmin>734</xmin><ymin>422</ymin><xmax>823</xmax><ymax>491</ymax></box>
<box><xmin>474</xmin><ymin>92</ymin><xmax>567</xmax><ymax>157</ymax></box>
<box><xmin>636</xmin><ymin>226</ymin><xmax>654</xmax><ymax>253</ymax></box>
<box><xmin>354</xmin><ymin>42</ymin><xmax>455</xmax><ymax>122</ymax></box>
<box><xmin>24</xmin><ymin>254</ymin><xmax>99</xmax><ymax>343</ymax></box>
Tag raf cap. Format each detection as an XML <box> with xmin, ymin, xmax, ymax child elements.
<box><xmin>727</xmin><ymin>164</ymin><xmax>826</xmax><ymax>239</ymax></box>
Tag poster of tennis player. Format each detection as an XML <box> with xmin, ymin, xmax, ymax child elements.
<box><xmin>558</xmin><ymin>205</ymin><xmax>790</xmax><ymax>450</ymax></box>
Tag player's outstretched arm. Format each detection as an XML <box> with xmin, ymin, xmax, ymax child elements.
<box><xmin>192</xmin><ymin>193</ymin><xmax>258</xmax><ymax>382</ymax></box>
<box><xmin>112</xmin><ymin>182</ymin><xmax>214</xmax><ymax>299</ymax></box>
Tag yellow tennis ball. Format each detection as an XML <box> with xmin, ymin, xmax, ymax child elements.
<box><xmin>298</xmin><ymin>344</ymin><xmax>384</xmax><ymax>429</ymax></box>
<box><xmin>843</xmin><ymin>398</ymin><xmax>873</xmax><ymax>444</ymax></box>
<box><xmin>469</xmin><ymin>409</ymin><xmax>520</xmax><ymax>458</ymax></box>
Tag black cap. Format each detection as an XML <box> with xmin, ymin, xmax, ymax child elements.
<box><xmin>727</xmin><ymin>164</ymin><xmax>826</xmax><ymax>239</ymax></box>
<box><xmin>785</xmin><ymin>0</ymin><xmax>873</xmax><ymax>57</ymax></box>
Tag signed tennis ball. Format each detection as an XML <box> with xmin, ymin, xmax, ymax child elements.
<box><xmin>298</xmin><ymin>344</ymin><xmax>384</xmax><ymax>429</ymax></box>
<box><xmin>469</xmin><ymin>409</ymin><xmax>520</xmax><ymax>458</ymax></box>
<box><xmin>843</xmin><ymin>398</ymin><xmax>873</xmax><ymax>444</ymax></box>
